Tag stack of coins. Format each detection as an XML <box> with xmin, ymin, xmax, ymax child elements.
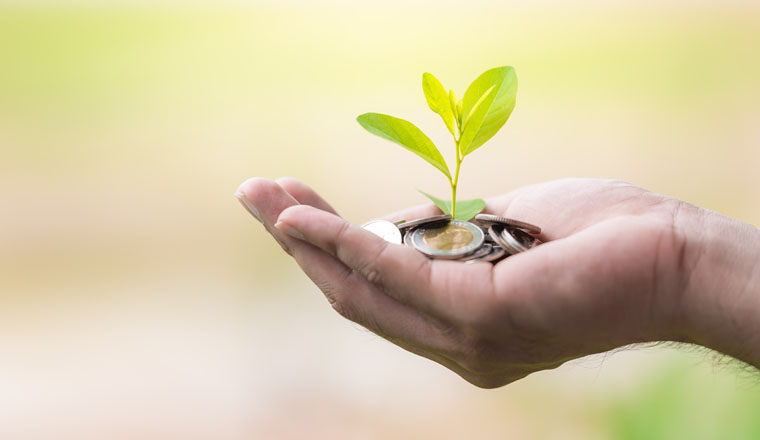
<box><xmin>361</xmin><ymin>213</ymin><xmax>543</xmax><ymax>264</ymax></box>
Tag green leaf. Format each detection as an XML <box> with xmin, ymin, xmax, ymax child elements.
<box><xmin>418</xmin><ymin>189</ymin><xmax>451</xmax><ymax>215</ymax></box>
<box><xmin>422</xmin><ymin>73</ymin><xmax>456</xmax><ymax>137</ymax></box>
<box><xmin>449</xmin><ymin>89</ymin><xmax>461</xmax><ymax>130</ymax></box>
<box><xmin>418</xmin><ymin>190</ymin><xmax>486</xmax><ymax>221</ymax></box>
<box><xmin>452</xmin><ymin>198</ymin><xmax>486</xmax><ymax>221</ymax></box>
<box><xmin>459</xmin><ymin>85</ymin><xmax>496</xmax><ymax>153</ymax></box>
<box><xmin>459</xmin><ymin>66</ymin><xmax>518</xmax><ymax>155</ymax></box>
<box><xmin>357</xmin><ymin>113</ymin><xmax>451</xmax><ymax>178</ymax></box>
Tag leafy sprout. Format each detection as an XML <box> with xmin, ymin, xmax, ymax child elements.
<box><xmin>357</xmin><ymin>66</ymin><xmax>517</xmax><ymax>221</ymax></box>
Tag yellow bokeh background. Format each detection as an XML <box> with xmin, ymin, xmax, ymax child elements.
<box><xmin>1</xmin><ymin>1</ymin><xmax>759</xmax><ymax>438</ymax></box>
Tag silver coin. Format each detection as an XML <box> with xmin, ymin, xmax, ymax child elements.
<box><xmin>403</xmin><ymin>229</ymin><xmax>415</xmax><ymax>247</ymax></box>
<box><xmin>490</xmin><ymin>224</ymin><xmax>541</xmax><ymax>254</ymax></box>
<box><xmin>475</xmin><ymin>214</ymin><xmax>542</xmax><ymax>234</ymax></box>
<box><xmin>500</xmin><ymin>229</ymin><xmax>524</xmax><ymax>254</ymax></box>
<box><xmin>361</xmin><ymin>219</ymin><xmax>402</xmax><ymax>245</ymax></box>
<box><xmin>458</xmin><ymin>243</ymin><xmax>493</xmax><ymax>261</ymax></box>
<box><xmin>397</xmin><ymin>214</ymin><xmax>452</xmax><ymax>232</ymax></box>
<box><xmin>488</xmin><ymin>226</ymin><xmax>512</xmax><ymax>254</ymax></box>
<box><xmin>483</xmin><ymin>227</ymin><xmax>496</xmax><ymax>243</ymax></box>
<box><xmin>410</xmin><ymin>219</ymin><xmax>484</xmax><ymax>259</ymax></box>
<box><xmin>465</xmin><ymin>245</ymin><xmax>507</xmax><ymax>264</ymax></box>
<box><xmin>502</xmin><ymin>226</ymin><xmax>541</xmax><ymax>252</ymax></box>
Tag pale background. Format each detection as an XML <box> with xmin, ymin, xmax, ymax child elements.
<box><xmin>1</xmin><ymin>1</ymin><xmax>759</xmax><ymax>438</ymax></box>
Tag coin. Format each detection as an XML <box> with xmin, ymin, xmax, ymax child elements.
<box><xmin>397</xmin><ymin>214</ymin><xmax>452</xmax><ymax>233</ymax></box>
<box><xmin>502</xmin><ymin>226</ymin><xmax>540</xmax><ymax>253</ymax></box>
<box><xmin>423</xmin><ymin>224</ymin><xmax>473</xmax><ymax>250</ymax></box>
<box><xmin>489</xmin><ymin>224</ymin><xmax>540</xmax><ymax>254</ymax></box>
<box><xmin>361</xmin><ymin>213</ymin><xmax>543</xmax><ymax>263</ymax></box>
<box><xmin>483</xmin><ymin>226</ymin><xmax>496</xmax><ymax>243</ymax></box>
<box><xmin>410</xmin><ymin>220</ymin><xmax>484</xmax><ymax>259</ymax></box>
<box><xmin>361</xmin><ymin>219</ymin><xmax>403</xmax><ymax>245</ymax></box>
<box><xmin>488</xmin><ymin>226</ymin><xmax>512</xmax><ymax>254</ymax></box>
<box><xmin>403</xmin><ymin>228</ymin><xmax>415</xmax><ymax>247</ymax></box>
<box><xmin>459</xmin><ymin>243</ymin><xmax>493</xmax><ymax>261</ymax></box>
<box><xmin>474</xmin><ymin>214</ymin><xmax>542</xmax><ymax>234</ymax></box>
<box><xmin>465</xmin><ymin>245</ymin><xmax>507</xmax><ymax>264</ymax></box>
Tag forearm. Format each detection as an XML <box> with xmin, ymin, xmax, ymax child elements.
<box><xmin>678</xmin><ymin>204</ymin><xmax>760</xmax><ymax>368</ymax></box>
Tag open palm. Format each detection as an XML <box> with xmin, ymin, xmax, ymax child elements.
<box><xmin>238</xmin><ymin>177</ymin><xmax>688</xmax><ymax>388</ymax></box>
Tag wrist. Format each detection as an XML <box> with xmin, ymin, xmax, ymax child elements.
<box><xmin>676</xmin><ymin>204</ymin><xmax>760</xmax><ymax>367</ymax></box>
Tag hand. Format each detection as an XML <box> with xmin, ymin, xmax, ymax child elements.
<box><xmin>236</xmin><ymin>177</ymin><xmax>760</xmax><ymax>387</ymax></box>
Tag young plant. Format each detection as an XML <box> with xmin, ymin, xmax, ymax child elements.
<box><xmin>357</xmin><ymin>66</ymin><xmax>518</xmax><ymax>220</ymax></box>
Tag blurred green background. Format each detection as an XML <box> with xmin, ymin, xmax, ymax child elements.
<box><xmin>1</xmin><ymin>1</ymin><xmax>759</xmax><ymax>438</ymax></box>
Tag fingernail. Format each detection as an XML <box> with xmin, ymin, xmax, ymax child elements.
<box><xmin>275</xmin><ymin>221</ymin><xmax>305</xmax><ymax>240</ymax></box>
<box><xmin>235</xmin><ymin>190</ymin><xmax>262</xmax><ymax>223</ymax></box>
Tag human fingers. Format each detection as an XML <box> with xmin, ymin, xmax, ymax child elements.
<box><xmin>275</xmin><ymin>204</ymin><xmax>496</xmax><ymax>322</ymax></box>
<box><xmin>275</xmin><ymin>177</ymin><xmax>340</xmax><ymax>216</ymax></box>
<box><xmin>480</xmin><ymin>185</ymin><xmax>558</xmax><ymax>241</ymax></box>
<box><xmin>236</xmin><ymin>177</ymin><xmax>304</xmax><ymax>254</ymax></box>
<box><xmin>282</xmin><ymin>230</ymin><xmax>543</xmax><ymax>387</ymax></box>
<box><xmin>484</xmin><ymin>178</ymin><xmax>669</xmax><ymax>242</ymax></box>
<box><xmin>287</xmin><ymin>239</ymin><xmax>468</xmax><ymax>362</ymax></box>
<box><xmin>237</xmin><ymin>179</ymin><xmax>466</xmax><ymax>358</ymax></box>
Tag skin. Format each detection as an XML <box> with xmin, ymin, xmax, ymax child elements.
<box><xmin>235</xmin><ymin>177</ymin><xmax>760</xmax><ymax>388</ymax></box>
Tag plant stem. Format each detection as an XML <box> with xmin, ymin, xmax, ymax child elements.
<box><xmin>451</xmin><ymin>140</ymin><xmax>462</xmax><ymax>218</ymax></box>
<box><xmin>451</xmin><ymin>181</ymin><xmax>457</xmax><ymax>218</ymax></box>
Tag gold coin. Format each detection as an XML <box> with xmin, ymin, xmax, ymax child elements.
<box><xmin>422</xmin><ymin>224</ymin><xmax>474</xmax><ymax>250</ymax></box>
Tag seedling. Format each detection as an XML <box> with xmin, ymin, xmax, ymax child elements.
<box><xmin>357</xmin><ymin>66</ymin><xmax>517</xmax><ymax>220</ymax></box>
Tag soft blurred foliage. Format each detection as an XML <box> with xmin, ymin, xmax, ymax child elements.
<box><xmin>1</xmin><ymin>1</ymin><xmax>758</xmax><ymax>438</ymax></box>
